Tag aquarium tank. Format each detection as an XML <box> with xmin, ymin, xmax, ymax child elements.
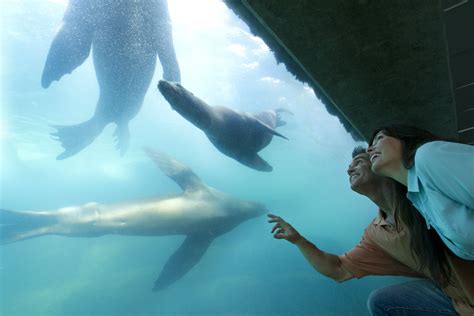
<box><xmin>1</xmin><ymin>1</ymin><xmax>409</xmax><ymax>315</ymax></box>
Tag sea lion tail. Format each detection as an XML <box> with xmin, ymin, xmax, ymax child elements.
<box><xmin>0</xmin><ymin>209</ymin><xmax>56</xmax><ymax>244</ymax></box>
<box><xmin>275</xmin><ymin>108</ymin><xmax>294</xmax><ymax>115</ymax></box>
<box><xmin>51</xmin><ymin>118</ymin><xmax>106</xmax><ymax>160</ymax></box>
<box><xmin>274</xmin><ymin>108</ymin><xmax>294</xmax><ymax>127</ymax></box>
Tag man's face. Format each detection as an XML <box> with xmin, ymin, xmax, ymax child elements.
<box><xmin>347</xmin><ymin>152</ymin><xmax>378</xmax><ymax>193</ymax></box>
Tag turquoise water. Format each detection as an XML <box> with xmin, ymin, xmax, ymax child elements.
<box><xmin>1</xmin><ymin>1</ymin><xmax>406</xmax><ymax>315</ymax></box>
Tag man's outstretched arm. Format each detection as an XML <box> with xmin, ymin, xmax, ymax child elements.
<box><xmin>268</xmin><ymin>214</ymin><xmax>353</xmax><ymax>282</ymax></box>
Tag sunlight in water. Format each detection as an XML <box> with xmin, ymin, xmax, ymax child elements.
<box><xmin>47</xmin><ymin>0</ymin><xmax>67</xmax><ymax>5</ymax></box>
<box><xmin>0</xmin><ymin>119</ymin><xmax>5</xmax><ymax>141</ymax></box>
<box><xmin>168</xmin><ymin>0</ymin><xmax>229</xmax><ymax>30</ymax></box>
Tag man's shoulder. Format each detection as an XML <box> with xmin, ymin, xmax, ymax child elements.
<box><xmin>365</xmin><ymin>214</ymin><xmax>404</xmax><ymax>243</ymax></box>
<box><xmin>363</xmin><ymin>214</ymin><xmax>412</xmax><ymax>259</ymax></box>
<box><xmin>368</xmin><ymin>210</ymin><xmax>396</xmax><ymax>228</ymax></box>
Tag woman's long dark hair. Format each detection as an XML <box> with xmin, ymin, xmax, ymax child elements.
<box><xmin>392</xmin><ymin>180</ymin><xmax>452</xmax><ymax>286</ymax></box>
<box><xmin>369</xmin><ymin>124</ymin><xmax>451</xmax><ymax>285</ymax></box>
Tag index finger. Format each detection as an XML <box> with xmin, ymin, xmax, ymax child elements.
<box><xmin>267</xmin><ymin>213</ymin><xmax>282</xmax><ymax>220</ymax></box>
<box><xmin>268</xmin><ymin>216</ymin><xmax>283</xmax><ymax>224</ymax></box>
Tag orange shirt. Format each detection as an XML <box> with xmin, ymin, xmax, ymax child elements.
<box><xmin>339</xmin><ymin>214</ymin><xmax>474</xmax><ymax>316</ymax></box>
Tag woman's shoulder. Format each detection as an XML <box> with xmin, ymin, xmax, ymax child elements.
<box><xmin>417</xmin><ymin>140</ymin><xmax>471</xmax><ymax>158</ymax></box>
<box><xmin>415</xmin><ymin>140</ymin><xmax>473</xmax><ymax>172</ymax></box>
<box><xmin>415</xmin><ymin>141</ymin><xmax>443</xmax><ymax>164</ymax></box>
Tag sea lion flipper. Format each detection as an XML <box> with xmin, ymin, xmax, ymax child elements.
<box><xmin>52</xmin><ymin>118</ymin><xmax>106</xmax><ymax>160</ymax></box>
<box><xmin>255</xmin><ymin>119</ymin><xmax>289</xmax><ymax>140</ymax></box>
<box><xmin>41</xmin><ymin>1</ymin><xmax>95</xmax><ymax>88</ymax></box>
<box><xmin>240</xmin><ymin>153</ymin><xmax>273</xmax><ymax>172</ymax></box>
<box><xmin>0</xmin><ymin>209</ymin><xmax>57</xmax><ymax>244</ymax></box>
<box><xmin>144</xmin><ymin>148</ymin><xmax>205</xmax><ymax>192</ymax></box>
<box><xmin>113</xmin><ymin>124</ymin><xmax>130</xmax><ymax>157</ymax></box>
<box><xmin>154</xmin><ymin>1</ymin><xmax>181</xmax><ymax>83</ymax></box>
<box><xmin>152</xmin><ymin>233</ymin><xmax>213</xmax><ymax>291</ymax></box>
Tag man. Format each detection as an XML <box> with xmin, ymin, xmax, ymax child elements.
<box><xmin>268</xmin><ymin>147</ymin><xmax>474</xmax><ymax>315</ymax></box>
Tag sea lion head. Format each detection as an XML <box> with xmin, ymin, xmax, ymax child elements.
<box><xmin>158</xmin><ymin>80</ymin><xmax>212</xmax><ymax>130</ymax></box>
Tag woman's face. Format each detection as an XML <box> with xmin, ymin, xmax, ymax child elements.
<box><xmin>368</xmin><ymin>131</ymin><xmax>404</xmax><ymax>175</ymax></box>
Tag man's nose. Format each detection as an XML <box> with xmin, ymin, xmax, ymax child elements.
<box><xmin>347</xmin><ymin>165</ymin><xmax>354</xmax><ymax>175</ymax></box>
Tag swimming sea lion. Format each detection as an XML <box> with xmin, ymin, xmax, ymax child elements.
<box><xmin>0</xmin><ymin>148</ymin><xmax>266</xmax><ymax>291</ymax></box>
<box><xmin>157</xmin><ymin>80</ymin><xmax>292</xmax><ymax>172</ymax></box>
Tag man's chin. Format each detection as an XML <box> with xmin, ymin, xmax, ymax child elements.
<box><xmin>350</xmin><ymin>182</ymin><xmax>358</xmax><ymax>191</ymax></box>
<box><xmin>350</xmin><ymin>182</ymin><xmax>363</xmax><ymax>193</ymax></box>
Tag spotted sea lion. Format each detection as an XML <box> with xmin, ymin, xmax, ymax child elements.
<box><xmin>42</xmin><ymin>0</ymin><xmax>181</xmax><ymax>159</ymax></box>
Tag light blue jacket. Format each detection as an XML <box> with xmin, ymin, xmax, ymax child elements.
<box><xmin>407</xmin><ymin>141</ymin><xmax>474</xmax><ymax>260</ymax></box>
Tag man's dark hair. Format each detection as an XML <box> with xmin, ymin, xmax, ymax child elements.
<box><xmin>351</xmin><ymin>146</ymin><xmax>367</xmax><ymax>158</ymax></box>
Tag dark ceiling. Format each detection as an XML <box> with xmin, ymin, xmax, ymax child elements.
<box><xmin>224</xmin><ymin>0</ymin><xmax>474</xmax><ymax>144</ymax></box>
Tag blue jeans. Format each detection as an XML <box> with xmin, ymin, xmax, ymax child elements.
<box><xmin>367</xmin><ymin>279</ymin><xmax>458</xmax><ymax>315</ymax></box>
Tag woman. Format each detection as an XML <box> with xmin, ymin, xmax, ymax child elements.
<box><xmin>367</xmin><ymin>124</ymin><xmax>474</xmax><ymax>260</ymax></box>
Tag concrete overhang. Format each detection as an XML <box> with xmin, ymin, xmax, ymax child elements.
<box><xmin>224</xmin><ymin>0</ymin><xmax>474</xmax><ymax>144</ymax></box>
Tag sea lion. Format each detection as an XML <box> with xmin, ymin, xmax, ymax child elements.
<box><xmin>42</xmin><ymin>0</ymin><xmax>181</xmax><ymax>159</ymax></box>
<box><xmin>0</xmin><ymin>148</ymin><xmax>266</xmax><ymax>291</ymax></box>
<box><xmin>158</xmin><ymin>80</ymin><xmax>292</xmax><ymax>172</ymax></box>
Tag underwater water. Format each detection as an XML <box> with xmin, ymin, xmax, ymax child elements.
<box><xmin>0</xmin><ymin>1</ymin><xmax>412</xmax><ymax>315</ymax></box>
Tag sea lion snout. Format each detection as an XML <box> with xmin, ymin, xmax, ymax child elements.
<box><xmin>157</xmin><ymin>80</ymin><xmax>209</xmax><ymax>128</ymax></box>
<box><xmin>158</xmin><ymin>80</ymin><xmax>182</xmax><ymax>93</ymax></box>
<box><xmin>158</xmin><ymin>80</ymin><xmax>184</xmax><ymax>104</ymax></box>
